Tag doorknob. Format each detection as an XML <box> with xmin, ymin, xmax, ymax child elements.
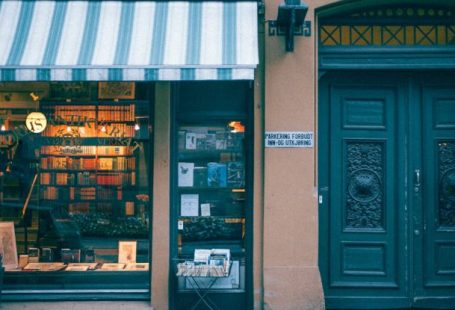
<box><xmin>414</xmin><ymin>169</ymin><xmax>421</xmax><ymax>193</ymax></box>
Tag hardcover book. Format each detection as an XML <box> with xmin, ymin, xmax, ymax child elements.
<box><xmin>227</xmin><ymin>161</ymin><xmax>245</xmax><ymax>188</ymax></box>
<box><xmin>61</xmin><ymin>248</ymin><xmax>81</xmax><ymax>263</ymax></box>
<box><xmin>99</xmin><ymin>263</ymin><xmax>125</xmax><ymax>271</ymax></box>
<box><xmin>178</xmin><ymin>130</ymin><xmax>186</xmax><ymax>151</ymax></box>
<box><xmin>207</xmin><ymin>162</ymin><xmax>227</xmax><ymax>187</ymax></box>
<box><xmin>41</xmin><ymin>247</ymin><xmax>54</xmax><ymax>263</ymax></box>
<box><xmin>185</xmin><ymin>132</ymin><xmax>197</xmax><ymax>150</ymax></box>
<box><xmin>193</xmin><ymin>167</ymin><xmax>207</xmax><ymax>187</ymax></box>
<box><xmin>28</xmin><ymin>248</ymin><xmax>40</xmax><ymax>263</ymax></box>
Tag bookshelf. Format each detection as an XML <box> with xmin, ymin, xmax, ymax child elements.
<box><xmin>39</xmin><ymin>101</ymin><xmax>149</xmax><ymax>238</ymax></box>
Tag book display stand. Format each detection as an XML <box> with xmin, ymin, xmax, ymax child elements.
<box><xmin>175</xmin><ymin>249</ymin><xmax>232</xmax><ymax>310</ymax></box>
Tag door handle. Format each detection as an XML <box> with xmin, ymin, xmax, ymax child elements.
<box><xmin>414</xmin><ymin>169</ymin><xmax>421</xmax><ymax>193</ymax></box>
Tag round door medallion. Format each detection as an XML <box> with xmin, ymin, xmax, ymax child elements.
<box><xmin>348</xmin><ymin>169</ymin><xmax>381</xmax><ymax>203</ymax></box>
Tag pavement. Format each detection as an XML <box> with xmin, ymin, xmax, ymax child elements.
<box><xmin>0</xmin><ymin>302</ymin><xmax>154</xmax><ymax>310</ymax></box>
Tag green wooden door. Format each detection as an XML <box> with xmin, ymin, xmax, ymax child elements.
<box><xmin>415</xmin><ymin>79</ymin><xmax>455</xmax><ymax>308</ymax></box>
<box><xmin>319</xmin><ymin>72</ymin><xmax>455</xmax><ymax>309</ymax></box>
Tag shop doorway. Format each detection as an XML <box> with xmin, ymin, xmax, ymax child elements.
<box><xmin>319</xmin><ymin>71</ymin><xmax>455</xmax><ymax>309</ymax></box>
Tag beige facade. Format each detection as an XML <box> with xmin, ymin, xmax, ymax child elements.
<box><xmin>260</xmin><ymin>1</ymin><xmax>334</xmax><ymax>309</ymax></box>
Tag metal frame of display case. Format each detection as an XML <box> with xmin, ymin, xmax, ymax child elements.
<box><xmin>169</xmin><ymin>81</ymin><xmax>254</xmax><ymax>310</ymax></box>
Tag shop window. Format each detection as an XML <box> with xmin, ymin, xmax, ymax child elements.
<box><xmin>0</xmin><ymin>82</ymin><xmax>152</xmax><ymax>300</ymax></box>
<box><xmin>171</xmin><ymin>81</ymin><xmax>252</xmax><ymax>309</ymax></box>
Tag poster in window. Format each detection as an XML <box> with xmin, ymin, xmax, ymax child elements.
<box><xmin>0</xmin><ymin>222</ymin><xmax>18</xmax><ymax>270</ymax></box>
<box><xmin>118</xmin><ymin>241</ymin><xmax>137</xmax><ymax>264</ymax></box>
<box><xmin>180</xmin><ymin>194</ymin><xmax>199</xmax><ymax>217</ymax></box>
<box><xmin>49</xmin><ymin>82</ymin><xmax>92</xmax><ymax>100</ymax></box>
<box><xmin>99</xmin><ymin>82</ymin><xmax>135</xmax><ymax>99</ymax></box>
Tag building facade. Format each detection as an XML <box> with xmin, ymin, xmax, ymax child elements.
<box><xmin>0</xmin><ymin>0</ymin><xmax>455</xmax><ymax>309</ymax></box>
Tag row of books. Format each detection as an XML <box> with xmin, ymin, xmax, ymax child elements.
<box><xmin>98</xmin><ymin>104</ymin><xmax>135</xmax><ymax>122</ymax></box>
<box><xmin>40</xmin><ymin>145</ymin><xmax>132</xmax><ymax>156</ymax></box>
<box><xmin>41</xmin><ymin>171</ymin><xmax>137</xmax><ymax>187</ymax></box>
<box><xmin>41</xmin><ymin>145</ymin><xmax>97</xmax><ymax>156</ymax></box>
<box><xmin>41</xmin><ymin>157</ymin><xmax>96</xmax><ymax>170</ymax></box>
<box><xmin>98</xmin><ymin>123</ymin><xmax>136</xmax><ymax>138</ymax></box>
<box><xmin>77</xmin><ymin>172</ymin><xmax>96</xmax><ymax>185</ymax></box>
<box><xmin>98</xmin><ymin>187</ymin><xmax>123</xmax><ymax>200</ymax></box>
<box><xmin>179</xmin><ymin>129</ymin><xmax>244</xmax><ymax>151</ymax></box>
<box><xmin>43</xmin><ymin>125</ymin><xmax>97</xmax><ymax>137</ymax></box>
<box><xmin>43</xmin><ymin>124</ymin><xmax>136</xmax><ymax>138</ymax></box>
<box><xmin>41</xmin><ymin>186</ymin><xmax>97</xmax><ymax>200</ymax></box>
<box><xmin>178</xmin><ymin>161</ymin><xmax>244</xmax><ymax>188</ymax></box>
<box><xmin>97</xmin><ymin>172</ymin><xmax>136</xmax><ymax>186</ymax></box>
<box><xmin>68</xmin><ymin>202</ymin><xmax>91</xmax><ymax>213</ymax></box>
<box><xmin>48</xmin><ymin>105</ymin><xmax>97</xmax><ymax>121</ymax></box>
<box><xmin>68</xmin><ymin>201</ymin><xmax>136</xmax><ymax>214</ymax></box>
<box><xmin>45</xmin><ymin>104</ymin><xmax>136</xmax><ymax>123</ymax></box>
<box><xmin>41</xmin><ymin>156</ymin><xmax>135</xmax><ymax>171</ymax></box>
<box><xmin>98</xmin><ymin>157</ymin><xmax>136</xmax><ymax>170</ymax></box>
<box><xmin>41</xmin><ymin>172</ymin><xmax>76</xmax><ymax>185</ymax></box>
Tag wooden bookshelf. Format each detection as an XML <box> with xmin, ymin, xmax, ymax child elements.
<box><xmin>39</xmin><ymin>101</ymin><xmax>145</xmax><ymax>225</ymax></box>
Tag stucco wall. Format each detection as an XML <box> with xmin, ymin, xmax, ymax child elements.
<box><xmin>151</xmin><ymin>83</ymin><xmax>171</xmax><ymax>310</ymax></box>
<box><xmin>262</xmin><ymin>0</ymin><xmax>339</xmax><ymax>309</ymax></box>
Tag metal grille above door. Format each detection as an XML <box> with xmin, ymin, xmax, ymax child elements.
<box><xmin>318</xmin><ymin>4</ymin><xmax>455</xmax><ymax>69</ymax></box>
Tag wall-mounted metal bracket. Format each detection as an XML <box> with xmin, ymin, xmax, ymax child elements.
<box><xmin>269</xmin><ymin>20</ymin><xmax>311</xmax><ymax>52</ymax></box>
<box><xmin>268</xmin><ymin>1</ymin><xmax>311</xmax><ymax>52</ymax></box>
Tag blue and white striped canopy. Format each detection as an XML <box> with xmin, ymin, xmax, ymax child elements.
<box><xmin>0</xmin><ymin>1</ymin><xmax>258</xmax><ymax>81</ymax></box>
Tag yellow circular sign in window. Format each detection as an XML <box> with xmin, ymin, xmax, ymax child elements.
<box><xmin>25</xmin><ymin>112</ymin><xmax>47</xmax><ymax>133</ymax></box>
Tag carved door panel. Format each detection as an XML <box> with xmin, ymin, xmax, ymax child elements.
<box><xmin>319</xmin><ymin>72</ymin><xmax>455</xmax><ymax>309</ymax></box>
<box><xmin>319</xmin><ymin>73</ymin><xmax>408</xmax><ymax>308</ymax></box>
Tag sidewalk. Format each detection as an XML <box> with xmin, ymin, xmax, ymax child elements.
<box><xmin>0</xmin><ymin>301</ymin><xmax>153</xmax><ymax>310</ymax></box>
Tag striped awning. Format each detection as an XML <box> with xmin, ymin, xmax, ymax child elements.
<box><xmin>0</xmin><ymin>1</ymin><xmax>258</xmax><ymax>81</ymax></box>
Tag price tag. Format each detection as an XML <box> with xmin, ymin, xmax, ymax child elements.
<box><xmin>178</xmin><ymin>220</ymin><xmax>184</xmax><ymax>230</ymax></box>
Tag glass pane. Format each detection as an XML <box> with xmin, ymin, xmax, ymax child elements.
<box><xmin>0</xmin><ymin>82</ymin><xmax>151</xmax><ymax>291</ymax></box>
<box><xmin>175</xmin><ymin>122</ymin><xmax>247</xmax><ymax>290</ymax></box>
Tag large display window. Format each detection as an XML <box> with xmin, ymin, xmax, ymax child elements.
<box><xmin>171</xmin><ymin>81</ymin><xmax>253</xmax><ymax>309</ymax></box>
<box><xmin>0</xmin><ymin>82</ymin><xmax>152</xmax><ymax>300</ymax></box>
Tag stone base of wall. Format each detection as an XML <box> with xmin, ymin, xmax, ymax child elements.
<box><xmin>264</xmin><ymin>266</ymin><xmax>325</xmax><ymax>310</ymax></box>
